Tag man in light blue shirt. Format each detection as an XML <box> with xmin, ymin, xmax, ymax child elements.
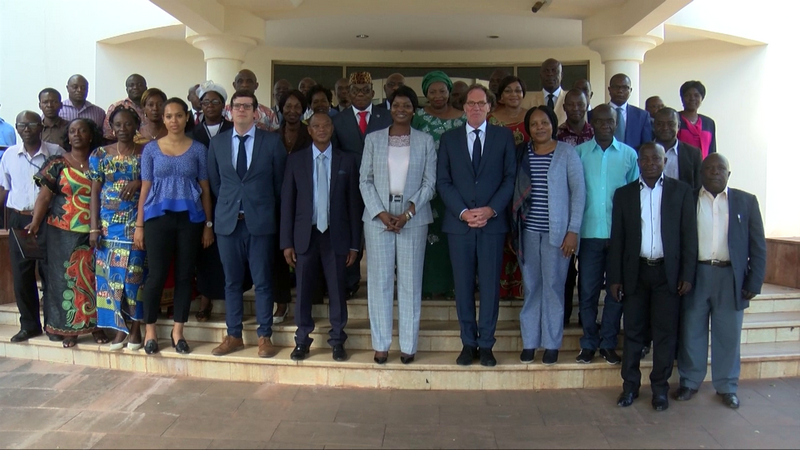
<box><xmin>574</xmin><ymin>104</ymin><xmax>639</xmax><ymax>365</ymax></box>
<box><xmin>0</xmin><ymin>113</ymin><xmax>16</xmax><ymax>148</ymax></box>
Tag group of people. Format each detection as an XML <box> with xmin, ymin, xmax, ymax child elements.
<box><xmin>0</xmin><ymin>58</ymin><xmax>765</xmax><ymax>412</ymax></box>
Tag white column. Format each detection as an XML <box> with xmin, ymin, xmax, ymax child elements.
<box><xmin>587</xmin><ymin>35</ymin><xmax>662</xmax><ymax>107</ymax></box>
<box><xmin>187</xmin><ymin>34</ymin><xmax>257</xmax><ymax>86</ymax></box>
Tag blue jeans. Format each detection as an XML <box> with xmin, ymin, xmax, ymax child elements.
<box><xmin>217</xmin><ymin>220</ymin><xmax>275</xmax><ymax>338</ymax></box>
<box><xmin>577</xmin><ymin>238</ymin><xmax>622</xmax><ymax>350</ymax></box>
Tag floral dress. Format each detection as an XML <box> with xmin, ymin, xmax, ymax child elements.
<box><xmin>34</xmin><ymin>156</ymin><xmax>97</xmax><ymax>335</ymax></box>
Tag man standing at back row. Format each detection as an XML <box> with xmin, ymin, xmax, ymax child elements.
<box><xmin>589</xmin><ymin>73</ymin><xmax>652</xmax><ymax>150</ymax></box>
<box><xmin>437</xmin><ymin>84</ymin><xmax>516</xmax><ymax>367</ymax></box>
<box><xmin>59</xmin><ymin>74</ymin><xmax>106</xmax><ymax>126</ymax></box>
<box><xmin>522</xmin><ymin>58</ymin><xmax>566</xmax><ymax>125</ymax></box>
<box><xmin>104</xmin><ymin>73</ymin><xmax>147</xmax><ymax>140</ymax></box>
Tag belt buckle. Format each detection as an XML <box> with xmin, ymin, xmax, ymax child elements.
<box><xmin>390</xmin><ymin>194</ymin><xmax>403</xmax><ymax>202</ymax></box>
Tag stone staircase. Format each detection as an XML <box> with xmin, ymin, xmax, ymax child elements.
<box><xmin>0</xmin><ymin>283</ymin><xmax>798</xmax><ymax>390</ymax></box>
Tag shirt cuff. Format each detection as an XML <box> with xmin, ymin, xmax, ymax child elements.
<box><xmin>492</xmin><ymin>209</ymin><xmax>497</xmax><ymax>218</ymax></box>
<box><xmin>459</xmin><ymin>208</ymin><xmax>468</xmax><ymax>221</ymax></box>
<box><xmin>349</xmin><ymin>248</ymin><xmax>360</xmax><ymax>253</ymax></box>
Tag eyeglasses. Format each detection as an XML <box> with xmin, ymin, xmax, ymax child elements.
<box><xmin>201</xmin><ymin>99</ymin><xmax>222</xmax><ymax>106</ymax></box>
<box><xmin>231</xmin><ymin>103</ymin><xmax>254</xmax><ymax>110</ymax></box>
<box><xmin>16</xmin><ymin>122</ymin><xmax>40</xmax><ymax>129</ymax></box>
<box><xmin>349</xmin><ymin>85</ymin><xmax>372</xmax><ymax>95</ymax></box>
<box><xmin>609</xmin><ymin>85</ymin><xmax>631</xmax><ymax>92</ymax></box>
<box><xmin>464</xmin><ymin>101</ymin><xmax>488</xmax><ymax>109</ymax></box>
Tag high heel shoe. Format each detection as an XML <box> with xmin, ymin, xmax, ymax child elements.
<box><xmin>374</xmin><ymin>351</ymin><xmax>388</xmax><ymax>364</ymax></box>
<box><xmin>144</xmin><ymin>339</ymin><xmax>159</xmax><ymax>354</ymax></box>
<box><xmin>400</xmin><ymin>353</ymin><xmax>415</xmax><ymax>364</ymax></box>
<box><xmin>171</xmin><ymin>335</ymin><xmax>191</xmax><ymax>354</ymax></box>
<box><xmin>127</xmin><ymin>340</ymin><xmax>143</xmax><ymax>351</ymax></box>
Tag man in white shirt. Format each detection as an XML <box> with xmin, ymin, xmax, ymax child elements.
<box><xmin>521</xmin><ymin>58</ymin><xmax>567</xmax><ymax>125</ymax></box>
<box><xmin>0</xmin><ymin>111</ymin><xmax>65</xmax><ymax>342</ymax></box>
<box><xmin>608</xmin><ymin>142</ymin><xmax>697</xmax><ymax>411</ymax></box>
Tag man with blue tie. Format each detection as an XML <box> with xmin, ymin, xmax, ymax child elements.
<box><xmin>281</xmin><ymin>113</ymin><xmax>363</xmax><ymax>362</ymax></box>
<box><xmin>437</xmin><ymin>84</ymin><xmax>516</xmax><ymax>367</ymax></box>
<box><xmin>597</xmin><ymin>73</ymin><xmax>653</xmax><ymax>150</ymax></box>
<box><xmin>207</xmin><ymin>90</ymin><xmax>287</xmax><ymax>358</ymax></box>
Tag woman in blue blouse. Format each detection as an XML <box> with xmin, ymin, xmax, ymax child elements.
<box><xmin>134</xmin><ymin>98</ymin><xmax>214</xmax><ymax>355</ymax></box>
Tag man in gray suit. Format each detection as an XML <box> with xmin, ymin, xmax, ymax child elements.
<box><xmin>676</xmin><ymin>153</ymin><xmax>766</xmax><ymax>409</ymax></box>
<box><xmin>207</xmin><ymin>90</ymin><xmax>287</xmax><ymax>358</ymax></box>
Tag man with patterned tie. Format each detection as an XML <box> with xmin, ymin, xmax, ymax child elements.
<box><xmin>281</xmin><ymin>113</ymin><xmax>363</xmax><ymax>362</ymax></box>
<box><xmin>207</xmin><ymin>90</ymin><xmax>287</xmax><ymax>358</ymax></box>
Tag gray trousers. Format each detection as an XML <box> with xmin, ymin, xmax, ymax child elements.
<box><xmin>518</xmin><ymin>230</ymin><xmax>570</xmax><ymax>350</ymax></box>
<box><xmin>364</xmin><ymin>199</ymin><xmax>427</xmax><ymax>354</ymax></box>
<box><xmin>678</xmin><ymin>264</ymin><xmax>743</xmax><ymax>394</ymax></box>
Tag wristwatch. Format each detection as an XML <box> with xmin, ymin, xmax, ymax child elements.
<box><xmin>205</xmin><ymin>221</ymin><xmax>213</xmax><ymax>228</ymax></box>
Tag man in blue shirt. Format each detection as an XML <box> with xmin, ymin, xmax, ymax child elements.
<box><xmin>574</xmin><ymin>104</ymin><xmax>639</xmax><ymax>365</ymax></box>
<box><xmin>0</xmin><ymin>109</ymin><xmax>16</xmax><ymax>148</ymax></box>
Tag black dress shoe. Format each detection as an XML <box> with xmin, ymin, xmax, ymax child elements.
<box><xmin>400</xmin><ymin>353</ymin><xmax>415</xmax><ymax>364</ymax></box>
<box><xmin>652</xmin><ymin>395</ymin><xmax>669</xmax><ymax>411</ymax></box>
<box><xmin>332</xmin><ymin>344</ymin><xmax>347</xmax><ymax>361</ymax></box>
<box><xmin>144</xmin><ymin>339</ymin><xmax>159</xmax><ymax>355</ymax></box>
<box><xmin>480</xmin><ymin>348</ymin><xmax>497</xmax><ymax>367</ymax></box>
<box><xmin>542</xmin><ymin>349</ymin><xmax>559</xmax><ymax>365</ymax></box>
<box><xmin>291</xmin><ymin>344</ymin><xmax>310</xmax><ymax>361</ymax></box>
<box><xmin>520</xmin><ymin>349</ymin><xmax>535</xmax><ymax>364</ymax></box>
<box><xmin>600</xmin><ymin>348</ymin><xmax>621</xmax><ymax>365</ymax></box>
<box><xmin>456</xmin><ymin>346</ymin><xmax>479</xmax><ymax>366</ymax></box>
<box><xmin>171</xmin><ymin>336</ymin><xmax>191</xmax><ymax>354</ymax></box>
<box><xmin>10</xmin><ymin>329</ymin><xmax>42</xmax><ymax>342</ymax></box>
<box><xmin>640</xmin><ymin>345</ymin><xmax>651</xmax><ymax>360</ymax></box>
<box><xmin>617</xmin><ymin>391</ymin><xmax>639</xmax><ymax>407</ymax></box>
<box><xmin>718</xmin><ymin>392</ymin><xmax>740</xmax><ymax>409</ymax></box>
<box><xmin>374</xmin><ymin>351</ymin><xmax>388</xmax><ymax>364</ymax></box>
<box><xmin>674</xmin><ymin>386</ymin><xmax>698</xmax><ymax>401</ymax></box>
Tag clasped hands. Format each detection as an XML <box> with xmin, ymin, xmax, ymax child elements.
<box><xmin>378</xmin><ymin>211</ymin><xmax>409</xmax><ymax>233</ymax></box>
<box><xmin>460</xmin><ymin>206</ymin><xmax>494</xmax><ymax>228</ymax></box>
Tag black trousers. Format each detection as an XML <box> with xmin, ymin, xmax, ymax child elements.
<box><xmin>621</xmin><ymin>261</ymin><xmax>680</xmax><ymax>396</ymax></box>
<box><xmin>141</xmin><ymin>212</ymin><xmax>202</xmax><ymax>324</ymax></box>
<box><xmin>294</xmin><ymin>227</ymin><xmax>348</xmax><ymax>347</ymax></box>
<box><xmin>7</xmin><ymin>209</ymin><xmax>46</xmax><ymax>332</ymax></box>
<box><xmin>563</xmin><ymin>255</ymin><xmax>578</xmax><ymax>326</ymax></box>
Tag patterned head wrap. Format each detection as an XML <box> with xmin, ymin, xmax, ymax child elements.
<box><xmin>348</xmin><ymin>72</ymin><xmax>372</xmax><ymax>85</ymax></box>
<box><xmin>422</xmin><ymin>70</ymin><xmax>453</xmax><ymax>96</ymax></box>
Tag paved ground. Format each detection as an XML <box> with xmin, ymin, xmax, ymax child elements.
<box><xmin>0</xmin><ymin>357</ymin><xmax>799</xmax><ymax>449</ymax></box>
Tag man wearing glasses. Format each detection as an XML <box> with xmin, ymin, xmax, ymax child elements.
<box><xmin>436</xmin><ymin>84</ymin><xmax>516</xmax><ymax>367</ymax></box>
<box><xmin>588</xmin><ymin>73</ymin><xmax>653</xmax><ymax>150</ymax></box>
<box><xmin>331</xmin><ymin>71</ymin><xmax>392</xmax><ymax>299</ymax></box>
<box><xmin>0</xmin><ymin>111</ymin><xmax>65</xmax><ymax>342</ymax></box>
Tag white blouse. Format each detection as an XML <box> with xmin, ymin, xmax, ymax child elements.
<box><xmin>387</xmin><ymin>134</ymin><xmax>411</xmax><ymax>196</ymax></box>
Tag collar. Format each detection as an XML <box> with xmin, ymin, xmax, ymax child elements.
<box><xmin>16</xmin><ymin>141</ymin><xmax>53</xmax><ymax>158</ymax></box>
<box><xmin>700</xmin><ymin>186</ymin><xmax>729</xmax><ymax>200</ymax></box>
<box><xmin>467</xmin><ymin>120</ymin><xmax>487</xmax><ymax>136</ymax></box>
<box><xmin>313</xmin><ymin>142</ymin><xmax>332</xmax><ymax>157</ymax></box>
<box><xmin>663</xmin><ymin>140</ymin><xmax>679</xmax><ymax>155</ymax></box>
<box><xmin>543</xmin><ymin>87</ymin><xmax>562</xmax><ymax>98</ymax></box>
<box><xmin>639</xmin><ymin>174</ymin><xmax>665</xmax><ymax>190</ymax></box>
<box><xmin>62</xmin><ymin>99</ymin><xmax>92</xmax><ymax>108</ymax></box>
<box><xmin>559</xmin><ymin>120</ymin><xmax>590</xmax><ymax>134</ymax></box>
<box><xmin>41</xmin><ymin>115</ymin><xmax>66</xmax><ymax>127</ymax></box>
<box><xmin>609</xmin><ymin>101</ymin><xmax>628</xmax><ymax>110</ymax></box>
<box><xmin>235</xmin><ymin>124</ymin><xmax>256</xmax><ymax>140</ymax></box>
<box><xmin>353</xmin><ymin>103</ymin><xmax>373</xmax><ymax>116</ymax></box>
<box><xmin>591</xmin><ymin>137</ymin><xmax>621</xmax><ymax>152</ymax></box>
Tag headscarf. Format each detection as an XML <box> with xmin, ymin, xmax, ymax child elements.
<box><xmin>422</xmin><ymin>70</ymin><xmax>453</xmax><ymax>96</ymax></box>
<box><xmin>197</xmin><ymin>80</ymin><xmax>228</xmax><ymax>103</ymax></box>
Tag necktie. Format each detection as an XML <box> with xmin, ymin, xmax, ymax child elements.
<box><xmin>547</xmin><ymin>94</ymin><xmax>555</xmax><ymax>109</ymax></box>
<box><xmin>614</xmin><ymin>106</ymin><xmax>626</xmax><ymax>142</ymax></box>
<box><xmin>316</xmin><ymin>153</ymin><xmax>329</xmax><ymax>233</ymax></box>
<box><xmin>236</xmin><ymin>135</ymin><xmax>249</xmax><ymax>180</ymax></box>
<box><xmin>195</xmin><ymin>111</ymin><xmax>202</xmax><ymax>125</ymax></box>
<box><xmin>357</xmin><ymin>111</ymin><xmax>368</xmax><ymax>135</ymax></box>
<box><xmin>472</xmin><ymin>129</ymin><xmax>482</xmax><ymax>174</ymax></box>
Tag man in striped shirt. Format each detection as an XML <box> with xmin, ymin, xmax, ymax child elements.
<box><xmin>58</xmin><ymin>75</ymin><xmax>106</xmax><ymax>127</ymax></box>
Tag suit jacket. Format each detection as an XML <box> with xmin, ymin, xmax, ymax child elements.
<box><xmin>607</xmin><ymin>177</ymin><xmax>698</xmax><ymax>295</ymax></box>
<box><xmin>590</xmin><ymin>104</ymin><xmax>653</xmax><ymax>149</ymax></box>
<box><xmin>360</xmin><ymin>127</ymin><xmax>437</xmax><ymax>228</ymax></box>
<box><xmin>331</xmin><ymin>105</ymin><xmax>393</xmax><ymax>165</ymax></box>
<box><xmin>522</xmin><ymin>90</ymin><xmax>567</xmax><ymax>126</ymax></box>
<box><xmin>436</xmin><ymin>123</ymin><xmax>517</xmax><ymax>235</ymax></box>
<box><xmin>207</xmin><ymin>128</ymin><xmax>287</xmax><ymax>236</ymax></box>
<box><xmin>693</xmin><ymin>188</ymin><xmax>766</xmax><ymax>310</ymax></box>
<box><xmin>280</xmin><ymin>145</ymin><xmax>363</xmax><ymax>255</ymax></box>
<box><xmin>676</xmin><ymin>142</ymin><xmax>702</xmax><ymax>189</ymax></box>
<box><xmin>189</xmin><ymin>119</ymin><xmax>233</xmax><ymax>149</ymax></box>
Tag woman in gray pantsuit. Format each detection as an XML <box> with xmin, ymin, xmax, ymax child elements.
<box><xmin>511</xmin><ymin>106</ymin><xmax>585</xmax><ymax>365</ymax></box>
<box><xmin>360</xmin><ymin>86</ymin><xmax>437</xmax><ymax>365</ymax></box>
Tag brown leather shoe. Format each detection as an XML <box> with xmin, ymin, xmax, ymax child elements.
<box><xmin>258</xmin><ymin>336</ymin><xmax>278</xmax><ymax>358</ymax></box>
<box><xmin>212</xmin><ymin>335</ymin><xmax>244</xmax><ymax>356</ymax></box>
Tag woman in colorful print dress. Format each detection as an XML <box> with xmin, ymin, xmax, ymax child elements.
<box><xmin>89</xmin><ymin>106</ymin><xmax>146</xmax><ymax>350</ymax></box>
<box><xmin>26</xmin><ymin>118</ymin><xmax>108</xmax><ymax>347</ymax></box>
<box><xmin>488</xmin><ymin>76</ymin><xmax>531</xmax><ymax>300</ymax></box>
<box><xmin>411</xmin><ymin>71</ymin><xmax>466</xmax><ymax>299</ymax></box>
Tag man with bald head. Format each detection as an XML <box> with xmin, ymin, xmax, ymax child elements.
<box><xmin>334</xmin><ymin>78</ymin><xmax>350</xmax><ymax>112</ymax></box>
<box><xmin>382</xmin><ymin>73</ymin><xmax>405</xmax><ymax>109</ymax></box>
<box><xmin>589</xmin><ymin>73</ymin><xmax>652</xmax><ymax>149</ymax></box>
<box><xmin>522</xmin><ymin>58</ymin><xmax>566</xmax><ymax>125</ymax></box>
<box><xmin>104</xmin><ymin>73</ymin><xmax>147</xmax><ymax>140</ymax></box>
<box><xmin>223</xmin><ymin>69</ymin><xmax>279</xmax><ymax>131</ymax></box>
<box><xmin>0</xmin><ymin>111</ymin><xmax>65</xmax><ymax>343</ymax></box>
<box><xmin>608</xmin><ymin>142</ymin><xmax>697</xmax><ymax>411</ymax></box>
<box><xmin>59</xmin><ymin>74</ymin><xmax>105</xmax><ymax>125</ymax></box>
<box><xmin>676</xmin><ymin>153</ymin><xmax>766</xmax><ymax>410</ymax></box>
<box><xmin>298</xmin><ymin>77</ymin><xmax>317</xmax><ymax>97</ymax></box>
<box><xmin>450</xmin><ymin>80</ymin><xmax>469</xmax><ymax>110</ymax></box>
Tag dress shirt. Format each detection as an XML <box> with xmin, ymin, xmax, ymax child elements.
<box><xmin>663</xmin><ymin>140</ymin><xmax>679</xmax><ymax>180</ymax></box>
<box><xmin>697</xmin><ymin>186</ymin><xmax>731</xmax><ymax>261</ymax></box>
<box><xmin>59</xmin><ymin>99</ymin><xmax>106</xmax><ymax>125</ymax></box>
<box><xmin>351</xmin><ymin>103</ymin><xmax>374</xmax><ymax>124</ymax></box>
<box><xmin>465</xmin><ymin>120</ymin><xmax>487</xmax><ymax>161</ymax></box>
<box><xmin>0</xmin><ymin>118</ymin><xmax>16</xmax><ymax>147</ymax></box>
<box><xmin>610</xmin><ymin>101</ymin><xmax>628</xmax><ymax>124</ymax></box>
<box><xmin>0</xmin><ymin>142</ymin><xmax>65</xmax><ymax>210</ymax></box>
<box><xmin>40</xmin><ymin>116</ymin><xmax>69</xmax><ymax>146</ymax></box>
<box><xmin>311</xmin><ymin>142</ymin><xmax>332</xmax><ymax>226</ymax></box>
<box><xmin>575</xmin><ymin>137</ymin><xmax>640</xmax><ymax>239</ymax></box>
<box><xmin>231</xmin><ymin>124</ymin><xmax>256</xmax><ymax>169</ymax></box>
<box><xmin>543</xmin><ymin>87</ymin><xmax>563</xmax><ymax>105</ymax></box>
<box><xmin>639</xmin><ymin>176</ymin><xmax>664</xmax><ymax>259</ymax></box>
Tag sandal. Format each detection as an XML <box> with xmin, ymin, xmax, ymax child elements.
<box><xmin>62</xmin><ymin>336</ymin><xmax>77</xmax><ymax>348</ymax></box>
<box><xmin>92</xmin><ymin>330</ymin><xmax>110</xmax><ymax>344</ymax></box>
<box><xmin>195</xmin><ymin>300</ymin><xmax>213</xmax><ymax>322</ymax></box>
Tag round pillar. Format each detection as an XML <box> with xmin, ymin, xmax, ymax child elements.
<box><xmin>188</xmin><ymin>34</ymin><xmax>257</xmax><ymax>86</ymax></box>
<box><xmin>588</xmin><ymin>35</ymin><xmax>662</xmax><ymax>107</ymax></box>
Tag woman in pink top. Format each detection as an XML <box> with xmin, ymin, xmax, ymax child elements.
<box><xmin>677</xmin><ymin>80</ymin><xmax>716</xmax><ymax>159</ymax></box>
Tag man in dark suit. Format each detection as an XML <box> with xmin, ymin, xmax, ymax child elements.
<box><xmin>331</xmin><ymin>71</ymin><xmax>392</xmax><ymax>298</ymax></box>
<box><xmin>437</xmin><ymin>84</ymin><xmax>516</xmax><ymax>367</ymax></box>
<box><xmin>608</xmin><ymin>142</ymin><xmax>697</xmax><ymax>411</ymax></box>
<box><xmin>654</xmin><ymin>107</ymin><xmax>702</xmax><ymax>189</ymax></box>
<box><xmin>281</xmin><ymin>113</ymin><xmax>363</xmax><ymax>362</ymax></box>
<box><xmin>589</xmin><ymin>73</ymin><xmax>653</xmax><ymax>149</ymax></box>
<box><xmin>676</xmin><ymin>153</ymin><xmax>766</xmax><ymax>409</ymax></box>
<box><xmin>207</xmin><ymin>90</ymin><xmax>287</xmax><ymax>358</ymax></box>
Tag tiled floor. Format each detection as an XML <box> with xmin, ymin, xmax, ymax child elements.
<box><xmin>0</xmin><ymin>357</ymin><xmax>799</xmax><ymax>449</ymax></box>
